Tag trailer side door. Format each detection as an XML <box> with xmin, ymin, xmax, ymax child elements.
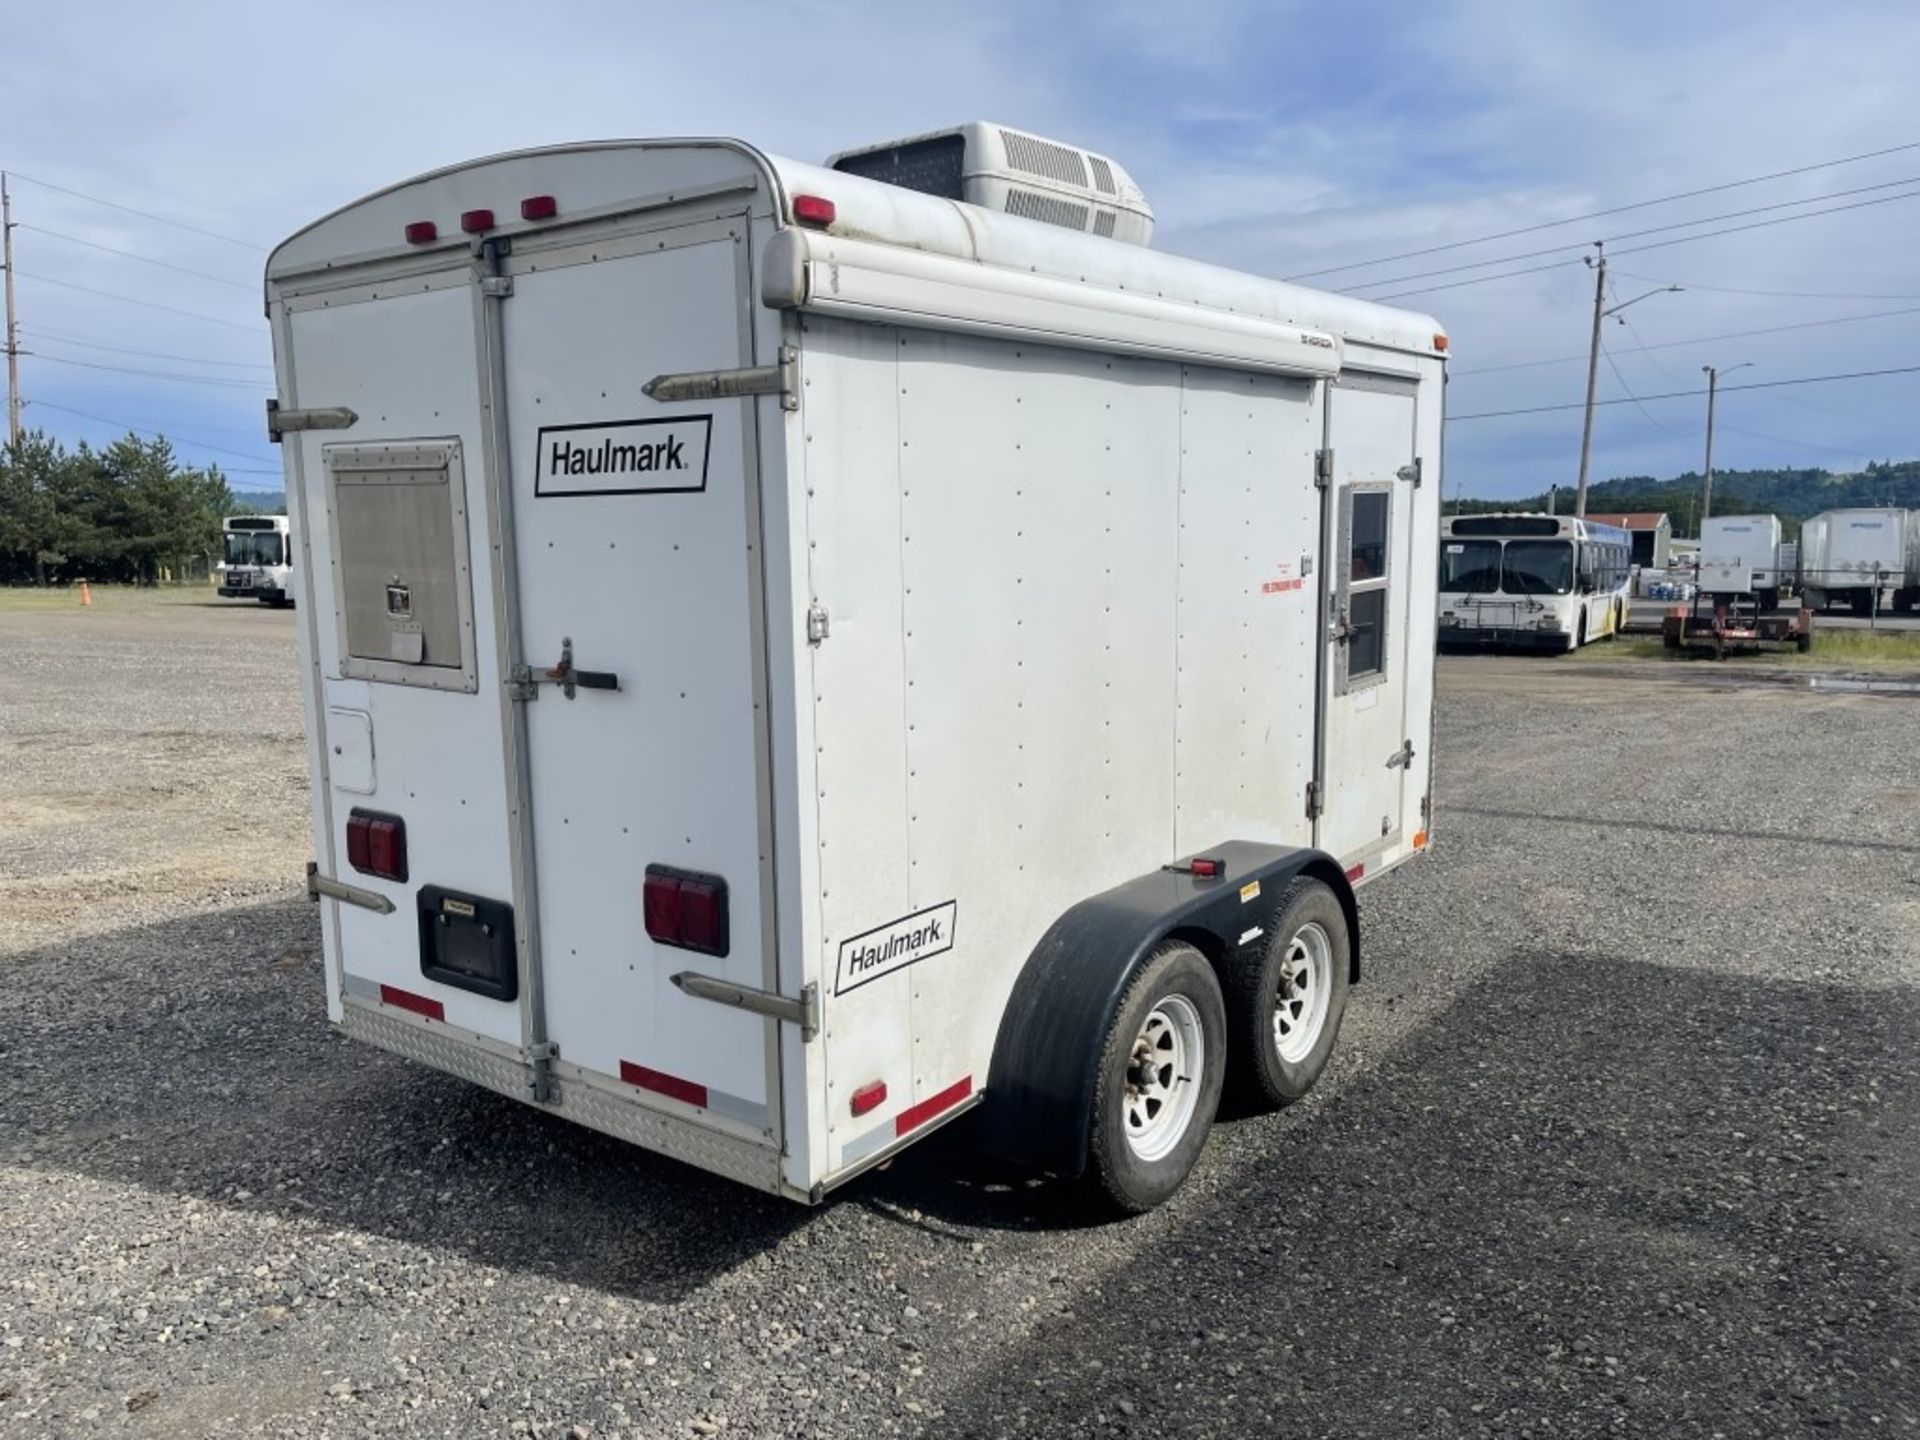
<box><xmin>1319</xmin><ymin>374</ymin><xmax>1419</xmax><ymax>867</ymax></box>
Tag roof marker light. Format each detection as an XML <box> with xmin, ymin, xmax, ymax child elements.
<box><xmin>403</xmin><ymin>220</ymin><xmax>438</xmax><ymax>245</ymax></box>
<box><xmin>1433</xmin><ymin>333</ymin><xmax>1450</xmax><ymax>352</ymax></box>
<box><xmin>793</xmin><ymin>194</ymin><xmax>837</xmax><ymax>228</ymax></box>
<box><xmin>520</xmin><ymin>194</ymin><xmax>559</xmax><ymax>221</ymax></box>
<box><xmin>460</xmin><ymin>208</ymin><xmax>496</xmax><ymax>234</ymax></box>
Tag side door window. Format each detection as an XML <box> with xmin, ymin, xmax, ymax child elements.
<box><xmin>1337</xmin><ymin>483</ymin><xmax>1392</xmax><ymax>691</ymax></box>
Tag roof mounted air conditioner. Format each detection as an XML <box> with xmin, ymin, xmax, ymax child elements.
<box><xmin>828</xmin><ymin>122</ymin><xmax>1155</xmax><ymax>246</ymax></box>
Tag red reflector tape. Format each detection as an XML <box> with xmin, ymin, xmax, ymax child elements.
<box><xmin>850</xmin><ymin>1080</ymin><xmax>888</xmax><ymax>1117</ymax></box>
<box><xmin>895</xmin><ymin>1076</ymin><xmax>972</xmax><ymax>1137</ymax></box>
<box><xmin>1345</xmin><ymin>863</ymin><xmax>1366</xmax><ymax>882</ymax></box>
<box><xmin>620</xmin><ymin>1061</ymin><xmax>708</xmax><ymax>1109</ymax></box>
<box><xmin>379</xmin><ymin>984</ymin><xmax>445</xmax><ymax>1022</ymax></box>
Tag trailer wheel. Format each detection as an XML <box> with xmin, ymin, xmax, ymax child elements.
<box><xmin>1085</xmin><ymin>940</ymin><xmax>1226</xmax><ymax>1213</ymax></box>
<box><xmin>1224</xmin><ymin>878</ymin><xmax>1351</xmax><ymax>1111</ymax></box>
<box><xmin>1851</xmin><ymin>592</ymin><xmax>1874</xmax><ymax>618</ymax></box>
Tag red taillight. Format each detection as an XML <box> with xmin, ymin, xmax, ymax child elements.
<box><xmin>403</xmin><ymin>220</ymin><xmax>438</xmax><ymax>245</ymax></box>
<box><xmin>793</xmin><ymin>193</ymin><xmax>836</xmax><ymax>228</ymax></box>
<box><xmin>850</xmin><ymin>1080</ymin><xmax>888</xmax><ymax>1118</ymax></box>
<box><xmin>460</xmin><ymin>208</ymin><xmax>496</xmax><ymax>234</ymax></box>
<box><xmin>346</xmin><ymin>809</ymin><xmax>408</xmax><ymax>882</ymax></box>
<box><xmin>643</xmin><ymin>865</ymin><xmax>730</xmax><ymax>957</ymax></box>
<box><xmin>520</xmin><ymin>194</ymin><xmax>558</xmax><ymax>221</ymax></box>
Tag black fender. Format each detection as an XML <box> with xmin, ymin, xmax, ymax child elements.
<box><xmin>981</xmin><ymin>840</ymin><xmax>1358</xmax><ymax>1177</ymax></box>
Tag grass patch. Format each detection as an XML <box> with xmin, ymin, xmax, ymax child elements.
<box><xmin>0</xmin><ymin>583</ymin><xmax>221</xmax><ymax>614</ymax></box>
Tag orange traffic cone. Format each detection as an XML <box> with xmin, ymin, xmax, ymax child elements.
<box><xmin>79</xmin><ymin>581</ymin><xmax>91</xmax><ymax>607</ymax></box>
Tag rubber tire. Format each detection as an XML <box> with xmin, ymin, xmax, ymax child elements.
<box><xmin>1223</xmin><ymin>878</ymin><xmax>1352</xmax><ymax>1111</ymax></box>
<box><xmin>1565</xmin><ymin>612</ymin><xmax>1585</xmax><ymax>654</ymax></box>
<box><xmin>1894</xmin><ymin>589</ymin><xmax>1917</xmax><ymax>616</ymax></box>
<box><xmin>1759</xmin><ymin>588</ymin><xmax>1780</xmax><ymax>614</ymax></box>
<box><xmin>1084</xmin><ymin>940</ymin><xmax>1226</xmax><ymax>1214</ymax></box>
<box><xmin>1851</xmin><ymin>592</ymin><xmax>1874</xmax><ymax>618</ymax></box>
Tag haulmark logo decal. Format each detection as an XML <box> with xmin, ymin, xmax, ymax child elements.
<box><xmin>535</xmin><ymin>416</ymin><xmax>713</xmax><ymax>497</ymax></box>
<box><xmin>835</xmin><ymin>901</ymin><xmax>958</xmax><ymax>995</ymax></box>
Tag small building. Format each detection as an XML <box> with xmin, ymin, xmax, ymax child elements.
<box><xmin>1586</xmin><ymin>511</ymin><xmax>1672</xmax><ymax>569</ymax></box>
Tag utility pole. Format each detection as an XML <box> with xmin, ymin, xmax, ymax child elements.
<box><xmin>1700</xmin><ymin>366</ymin><xmax>1718</xmax><ymax>525</ymax></box>
<box><xmin>1573</xmin><ymin>242</ymin><xmax>1607</xmax><ymax>519</ymax></box>
<box><xmin>3</xmin><ymin>172</ymin><xmax>19</xmax><ymax>451</ymax></box>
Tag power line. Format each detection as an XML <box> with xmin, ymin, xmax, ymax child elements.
<box><xmin>21</xmin><ymin>325</ymin><xmax>271</xmax><ymax>370</ymax></box>
<box><xmin>1343</xmin><ymin>172</ymin><xmax>1920</xmax><ymax>296</ymax></box>
<box><xmin>1453</xmin><ymin>304</ymin><xmax>1920</xmax><ymax>377</ymax></box>
<box><xmin>1370</xmin><ymin>185</ymin><xmax>1920</xmax><ymax>302</ymax></box>
<box><xmin>15</xmin><ymin>270</ymin><xmax>261</xmax><ymax>332</ymax></box>
<box><xmin>4</xmin><ymin>170</ymin><xmax>267</xmax><ymax>252</ymax></box>
<box><xmin>1448</xmin><ymin>363</ymin><xmax>1920</xmax><ymax>422</ymax></box>
<box><xmin>26</xmin><ymin>351</ymin><xmax>273</xmax><ymax>390</ymax></box>
<box><xmin>19</xmin><ymin>224</ymin><xmax>254</xmax><ymax>291</ymax></box>
<box><xmin>26</xmin><ymin>397</ymin><xmax>279</xmax><ymax>464</ymax></box>
<box><xmin>1611</xmin><ymin>267</ymin><xmax>1920</xmax><ymax>302</ymax></box>
<box><xmin>1283</xmin><ymin>136</ymin><xmax>1920</xmax><ymax>282</ymax></box>
<box><xmin>1600</xmin><ymin>343</ymin><xmax>1689</xmax><ymax>436</ymax></box>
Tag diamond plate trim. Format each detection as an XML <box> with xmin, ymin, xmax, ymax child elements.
<box><xmin>339</xmin><ymin>1002</ymin><xmax>529</xmax><ymax>1103</ymax></box>
<box><xmin>336</xmin><ymin>1002</ymin><xmax>789</xmax><ymax>1198</ymax></box>
<box><xmin>550</xmin><ymin>1073</ymin><xmax>785</xmax><ymax>1196</ymax></box>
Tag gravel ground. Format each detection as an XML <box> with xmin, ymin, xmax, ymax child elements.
<box><xmin>2</xmin><ymin>591</ymin><xmax>1917</xmax><ymax>1438</ymax></box>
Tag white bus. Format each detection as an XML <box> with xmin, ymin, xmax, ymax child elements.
<box><xmin>1438</xmin><ymin>513</ymin><xmax>1631</xmax><ymax>652</ymax></box>
<box><xmin>218</xmin><ymin>514</ymin><xmax>294</xmax><ymax>605</ymax></box>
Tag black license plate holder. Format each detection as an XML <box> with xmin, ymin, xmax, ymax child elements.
<box><xmin>417</xmin><ymin>886</ymin><xmax>517</xmax><ymax>1002</ymax></box>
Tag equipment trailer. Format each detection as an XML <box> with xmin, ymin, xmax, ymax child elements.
<box><xmin>268</xmin><ymin>126</ymin><xmax>1446</xmax><ymax>1211</ymax></box>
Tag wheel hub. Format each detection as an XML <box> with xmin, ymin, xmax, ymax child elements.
<box><xmin>1122</xmin><ymin>995</ymin><xmax>1205</xmax><ymax>1163</ymax></box>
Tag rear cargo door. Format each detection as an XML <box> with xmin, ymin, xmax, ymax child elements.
<box><xmin>500</xmin><ymin>215</ymin><xmax>780</xmax><ymax>1141</ymax></box>
<box><xmin>1320</xmin><ymin>374</ymin><xmax>1419</xmax><ymax>867</ymax></box>
<box><xmin>283</xmin><ymin>272</ymin><xmax>526</xmax><ymax>1052</ymax></box>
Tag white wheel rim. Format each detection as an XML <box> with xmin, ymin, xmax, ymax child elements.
<box><xmin>1123</xmin><ymin>994</ymin><xmax>1204</xmax><ymax>1163</ymax></box>
<box><xmin>1273</xmin><ymin>922</ymin><xmax>1334</xmax><ymax>1064</ymax></box>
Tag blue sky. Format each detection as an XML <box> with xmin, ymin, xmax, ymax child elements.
<box><xmin>3</xmin><ymin>0</ymin><xmax>1917</xmax><ymax>496</ymax></box>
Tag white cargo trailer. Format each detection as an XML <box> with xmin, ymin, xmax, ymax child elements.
<box><xmin>267</xmin><ymin>127</ymin><xmax>1446</xmax><ymax>1210</ymax></box>
<box><xmin>1698</xmin><ymin>513</ymin><xmax>1782</xmax><ymax>609</ymax></box>
<box><xmin>1801</xmin><ymin>507</ymin><xmax>1920</xmax><ymax>616</ymax></box>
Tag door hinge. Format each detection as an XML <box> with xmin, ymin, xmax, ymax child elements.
<box><xmin>1305</xmin><ymin>779</ymin><xmax>1323</xmax><ymax>820</ymax></box>
<box><xmin>806</xmin><ymin>603</ymin><xmax>830</xmax><ymax>645</ymax></box>
<box><xmin>1387</xmin><ymin>739</ymin><xmax>1417</xmax><ymax>769</ymax></box>
<box><xmin>1314</xmin><ymin>447</ymin><xmax>1334</xmax><ymax>489</ymax></box>
<box><xmin>526</xmin><ymin>1040</ymin><xmax>558</xmax><ymax>1103</ymax></box>
<box><xmin>266</xmin><ymin>400</ymin><xmax>357</xmax><ymax>444</ymax></box>
<box><xmin>480</xmin><ymin>274</ymin><xmax>514</xmax><ymax>299</ymax></box>
<box><xmin>672</xmin><ymin>973</ymin><xmax>820</xmax><ymax>1042</ymax></box>
<box><xmin>1397</xmin><ymin>457</ymin><xmax>1424</xmax><ymax>487</ymax></box>
<box><xmin>644</xmin><ymin>345</ymin><xmax>798</xmax><ymax>411</ymax></box>
<box><xmin>306</xmin><ymin>860</ymin><xmax>395</xmax><ymax>914</ymax></box>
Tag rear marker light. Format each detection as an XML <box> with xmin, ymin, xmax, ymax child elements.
<box><xmin>620</xmin><ymin>1061</ymin><xmax>708</xmax><ymax>1109</ymax></box>
<box><xmin>896</xmin><ymin>1076</ymin><xmax>972</xmax><ymax>1137</ymax></box>
<box><xmin>1414</xmin><ymin>829</ymin><xmax>1430</xmax><ymax>850</ymax></box>
<box><xmin>1189</xmin><ymin>857</ymin><xmax>1224</xmax><ymax>879</ymax></box>
<box><xmin>403</xmin><ymin>220</ymin><xmax>438</xmax><ymax>244</ymax></box>
<box><xmin>850</xmin><ymin>1080</ymin><xmax>888</xmax><ymax>1118</ymax></box>
<box><xmin>643</xmin><ymin>864</ymin><xmax>730</xmax><ymax>957</ymax></box>
<box><xmin>793</xmin><ymin>193</ymin><xmax>837</xmax><ymax>228</ymax></box>
<box><xmin>1433</xmin><ymin>333</ymin><xmax>1450</xmax><ymax>352</ymax></box>
<box><xmin>459</xmin><ymin>208</ymin><xmax>496</xmax><ymax>234</ymax></box>
<box><xmin>1345</xmin><ymin>863</ymin><xmax>1367</xmax><ymax>882</ymax></box>
<box><xmin>379</xmin><ymin>983</ymin><xmax>445</xmax><ymax>1023</ymax></box>
<box><xmin>346</xmin><ymin>808</ymin><xmax>408</xmax><ymax>882</ymax></box>
<box><xmin>520</xmin><ymin>194</ymin><xmax>558</xmax><ymax>221</ymax></box>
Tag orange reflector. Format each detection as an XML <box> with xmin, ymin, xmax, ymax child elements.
<box><xmin>1433</xmin><ymin>333</ymin><xmax>1449</xmax><ymax>352</ymax></box>
<box><xmin>895</xmin><ymin>1076</ymin><xmax>972</xmax><ymax>1136</ymax></box>
<box><xmin>1414</xmin><ymin>830</ymin><xmax>1430</xmax><ymax>850</ymax></box>
<box><xmin>850</xmin><ymin>1080</ymin><xmax>888</xmax><ymax>1117</ymax></box>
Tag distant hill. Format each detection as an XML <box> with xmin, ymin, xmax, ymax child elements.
<box><xmin>1456</xmin><ymin>460</ymin><xmax>1920</xmax><ymax>539</ymax></box>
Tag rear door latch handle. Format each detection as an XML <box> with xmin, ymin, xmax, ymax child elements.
<box><xmin>513</xmin><ymin>636</ymin><xmax>619</xmax><ymax>700</ymax></box>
